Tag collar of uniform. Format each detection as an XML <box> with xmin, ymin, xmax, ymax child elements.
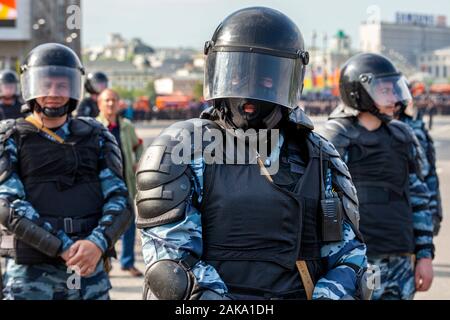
<box><xmin>38</xmin><ymin>120</ymin><xmax>70</xmax><ymax>142</ymax></box>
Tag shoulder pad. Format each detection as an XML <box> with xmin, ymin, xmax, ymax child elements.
<box><xmin>0</xmin><ymin>120</ymin><xmax>17</xmax><ymax>184</ymax></box>
<box><xmin>288</xmin><ymin>107</ymin><xmax>315</xmax><ymax>130</ymax></box>
<box><xmin>136</xmin><ymin>120</ymin><xmax>212</xmax><ymax>229</ymax></box>
<box><xmin>328</xmin><ymin>104</ymin><xmax>359</xmax><ymax>119</ymax></box>
<box><xmin>307</xmin><ymin>132</ymin><xmax>340</xmax><ymax>158</ymax></box>
<box><xmin>160</xmin><ymin>118</ymin><xmax>220</xmax><ymax>139</ymax></box>
<box><xmin>76</xmin><ymin>116</ymin><xmax>104</xmax><ymax>129</ymax></box>
<box><xmin>320</xmin><ymin>119</ymin><xmax>359</xmax><ymax>154</ymax></box>
<box><xmin>329</xmin><ymin>154</ymin><xmax>352</xmax><ymax>179</ymax></box>
<box><xmin>82</xmin><ymin>117</ymin><xmax>124</xmax><ymax>179</ymax></box>
<box><xmin>342</xmin><ymin>194</ymin><xmax>360</xmax><ymax>231</ymax></box>
<box><xmin>332</xmin><ymin>169</ymin><xmax>362</xmax><ymax>237</ymax></box>
<box><xmin>102</xmin><ymin>129</ymin><xmax>123</xmax><ymax>179</ymax></box>
<box><xmin>69</xmin><ymin>118</ymin><xmax>99</xmax><ymax>136</ymax></box>
<box><xmin>333</xmin><ymin>170</ymin><xmax>359</xmax><ymax>204</ymax></box>
<box><xmin>388</xmin><ymin>120</ymin><xmax>415</xmax><ymax>144</ymax></box>
<box><xmin>0</xmin><ymin>119</ymin><xmax>16</xmax><ymax>137</ymax></box>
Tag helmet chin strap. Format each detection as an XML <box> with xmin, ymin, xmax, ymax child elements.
<box><xmin>34</xmin><ymin>101</ymin><xmax>70</xmax><ymax>119</ymax></box>
<box><xmin>368</xmin><ymin>103</ymin><xmax>393</xmax><ymax>124</ymax></box>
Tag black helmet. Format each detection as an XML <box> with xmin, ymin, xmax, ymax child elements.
<box><xmin>204</xmin><ymin>7</ymin><xmax>309</xmax><ymax>129</ymax></box>
<box><xmin>0</xmin><ymin>70</ymin><xmax>19</xmax><ymax>98</ymax></box>
<box><xmin>85</xmin><ymin>71</ymin><xmax>109</xmax><ymax>95</ymax></box>
<box><xmin>339</xmin><ymin>53</ymin><xmax>412</xmax><ymax>122</ymax></box>
<box><xmin>20</xmin><ymin>43</ymin><xmax>85</xmax><ymax>118</ymax></box>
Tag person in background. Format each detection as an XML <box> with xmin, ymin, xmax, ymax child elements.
<box><xmin>0</xmin><ymin>43</ymin><xmax>131</xmax><ymax>300</ymax></box>
<box><xmin>76</xmin><ymin>72</ymin><xmax>109</xmax><ymax>118</ymax></box>
<box><xmin>97</xmin><ymin>89</ymin><xmax>144</xmax><ymax>277</ymax></box>
<box><xmin>0</xmin><ymin>70</ymin><xmax>24</xmax><ymax>120</ymax></box>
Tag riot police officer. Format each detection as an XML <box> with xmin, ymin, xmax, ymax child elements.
<box><xmin>321</xmin><ymin>53</ymin><xmax>434</xmax><ymax>300</ymax></box>
<box><xmin>0</xmin><ymin>43</ymin><xmax>131</xmax><ymax>300</ymax></box>
<box><xmin>136</xmin><ymin>7</ymin><xmax>369</xmax><ymax>300</ymax></box>
<box><xmin>0</xmin><ymin>70</ymin><xmax>23</xmax><ymax>120</ymax></box>
<box><xmin>76</xmin><ymin>71</ymin><xmax>109</xmax><ymax>118</ymax></box>
<box><xmin>395</xmin><ymin>97</ymin><xmax>443</xmax><ymax>236</ymax></box>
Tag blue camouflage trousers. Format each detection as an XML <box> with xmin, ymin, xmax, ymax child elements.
<box><xmin>2</xmin><ymin>258</ymin><xmax>111</xmax><ymax>300</ymax></box>
<box><xmin>369</xmin><ymin>255</ymin><xmax>416</xmax><ymax>300</ymax></box>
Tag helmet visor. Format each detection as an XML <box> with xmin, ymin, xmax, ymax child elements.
<box><xmin>361</xmin><ymin>74</ymin><xmax>412</xmax><ymax>109</ymax></box>
<box><xmin>90</xmin><ymin>80</ymin><xmax>108</xmax><ymax>94</ymax></box>
<box><xmin>21</xmin><ymin>66</ymin><xmax>83</xmax><ymax>102</ymax></box>
<box><xmin>204</xmin><ymin>51</ymin><xmax>305</xmax><ymax>109</ymax></box>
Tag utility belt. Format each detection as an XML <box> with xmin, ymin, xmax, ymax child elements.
<box><xmin>0</xmin><ymin>215</ymin><xmax>100</xmax><ymax>265</ymax></box>
<box><xmin>41</xmin><ymin>216</ymin><xmax>100</xmax><ymax>236</ymax></box>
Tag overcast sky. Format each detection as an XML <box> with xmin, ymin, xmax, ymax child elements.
<box><xmin>82</xmin><ymin>0</ymin><xmax>450</xmax><ymax>50</ymax></box>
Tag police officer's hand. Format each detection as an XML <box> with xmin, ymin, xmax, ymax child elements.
<box><xmin>66</xmin><ymin>240</ymin><xmax>103</xmax><ymax>277</ymax></box>
<box><xmin>61</xmin><ymin>246</ymin><xmax>76</xmax><ymax>262</ymax></box>
<box><xmin>415</xmin><ymin>258</ymin><xmax>434</xmax><ymax>292</ymax></box>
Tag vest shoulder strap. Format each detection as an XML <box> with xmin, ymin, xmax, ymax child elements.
<box><xmin>320</xmin><ymin>118</ymin><xmax>359</xmax><ymax>157</ymax></box>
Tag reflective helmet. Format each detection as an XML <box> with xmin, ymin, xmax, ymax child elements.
<box><xmin>20</xmin><ymin>43</ymin><xmax>85</xmax><ymax>118</ymax></box>
<box><xmin>339</xmin><ymin>53</ymin><xmax>412</xmax><ymax>122</ymax></box>
<box><xmin>204</xmin><ymin>7</ymin><xmax>309</xmax><ymax>129</ymax></box>
<box><xmin>85</xmin><ymin>71</ymin><xmax>109</xmax><ymax>95</ymax></box>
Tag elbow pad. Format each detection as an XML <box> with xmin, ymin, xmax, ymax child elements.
<box><xmin>103</xmin><ymin>208</ymin><xmax>132</xmax><ymax>248</ymax></box>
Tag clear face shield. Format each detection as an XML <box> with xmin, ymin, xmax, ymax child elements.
<box><xmin>90</xmin><ymin>80</ymin><xmax>108</xmax><ymax>94</ymax></box>
<box><xmin>204</xmin><ymin>51</ymin><xmax>305</xmax><ymax>109</ymax></box>
<box><xmin>360</xmin><ymin>74</ymin><xmax>412</xmax><ymax>113</ymax></box>
<box><xmin>21</xmin><ymin>66</ymin><xmax>84</xmax><ymax>103</ymax></box>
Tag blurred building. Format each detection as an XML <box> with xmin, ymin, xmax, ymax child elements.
<box><xmin>154</xmin><ymin>75</ymin><xmax>203</xmax><ymax>96</ymax></box>
<box><xmin>360</xmin><ymin>12</ymin><xmax>450</xmax><ymax>73</ymax></box>
<box><xmin>418</xmin><ymin>47</ymin><xmax>450</xmax><ymax>80</ymax></box>
<box><xmin>0</xmin><ymin>0</ymin><xmax>81</xmax><ymax>70</ymax></box>
<box><xmin>305</xmin><ymin>30</ymin><xmax>355</xmax><ymax>93</ymax></box>
<box><xmin>84</xmin><ymin>59</ymin><xmax>155</xmax><ymax>91</ymax></box>
<box><xmin>84</xmin><ymin>33</ymin><xmax>154</xmax><ymax>62</ymax></box>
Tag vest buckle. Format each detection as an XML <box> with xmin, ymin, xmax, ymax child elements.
<box><xmin>64</xmin><ymin>218</ymin><xmax>74</xmax><ymax>234</ymax></box>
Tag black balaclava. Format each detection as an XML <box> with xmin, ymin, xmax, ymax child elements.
<box><xmin>218</xmin><ymin>98</ymin><xmax>285</xmax><ymax>130</ymax></box>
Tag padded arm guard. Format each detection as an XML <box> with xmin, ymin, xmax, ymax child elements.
<box><xmin>0</xmin><ymin>119</ymin><xmax>16</xmax><ymax>184</ymax></box>
<box><xmin>308</xmin><ymin>132</ymin><xmax>362</xmax><ymax>240</ymax></box>
<box><xmin>103</xmin><ymin>208</ymin><xmax>133</xmax><ymax>247</ymax></box>
<box><xmin>0</xmin><ymin>199</ymin><xmax>62</xmax><ymax>257</ymax></box>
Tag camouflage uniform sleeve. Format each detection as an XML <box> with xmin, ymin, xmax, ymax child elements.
<box><xmin>85</xmin><ymin>134</ymin><xmax>129</xmax><ymax>253</ymax></box>
<box><xmin>0</xmin><ymin>138</ymin><xmax>74</xmax><ymax>253</ymax></box>
<box><xmin>409</xmin><ymin>140</ymin><xmax>435</xmax><ymax>260</ymax></box>
<box><xmin>306</xmin><ymin>134</ymin><xmax>368</xmax><ymax>300</ymax></box>
<box><xmin>313</xmin><ymin>221</ymin><xmax>368</xmax><ymax>300</ymax></box>
<box><xmin>140</xmin><ymin>156</ymin><xmax>228</xmax><ymax>295</ymax></box>
<box><xmin>420</xmin><ymin>125</ymin><xmax>442</xmax><ymax>233</ymax></box>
